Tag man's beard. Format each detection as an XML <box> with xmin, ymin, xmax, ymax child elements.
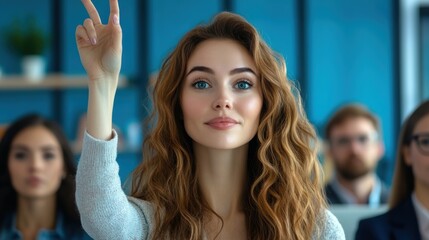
<box><xmin>336</xmin><ymin>154</ymin><xmax>373</xmax><ymax>181</ymax></box>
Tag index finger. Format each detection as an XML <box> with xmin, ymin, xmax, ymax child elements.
<box><xmin>109</xmin><ymin>0</ymin><xmax>120</xmax><ymax>20</ymax></box>
<box><xmin>82</xmin><ymin>0</ymin><xmax>102</xmax><ymax>25</ymax></box>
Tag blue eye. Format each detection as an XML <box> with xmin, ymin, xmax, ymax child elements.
<box><xmin>192</xmin><ymin>81</ymin><xmax>210</xmax><ymax>89</ymax></box>
<box><xmin>235</xmin><ymin>81</ymin><xmax>252</xmax><ymax>90</ymax></box>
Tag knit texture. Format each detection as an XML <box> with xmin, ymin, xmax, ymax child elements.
<box><xmin>76</xmin><ymin>131</ymin><xmax>345</xmax><ymax>240</ymax></box>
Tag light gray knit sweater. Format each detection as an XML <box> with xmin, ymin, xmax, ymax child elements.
<box><xmin>76</xmin><ymin>131</ymin><xmax>345</xmax><ymax>239</ymax></box>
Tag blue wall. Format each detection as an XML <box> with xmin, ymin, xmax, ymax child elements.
<box><xmin>234</xmin><ymin>0</ymin><xmax>298</xmax><ymax>80</ymax></box>
<box><xmin>149</xmin><ymin>0</ymin><xmax>221</xmax><ymax>73</ymax></box>
<box><xmin>0</xmin><ymin>90</ymin><xmax>54</xmax><ymax>121</ymax></box>
<box><xmin>307</xmin><ymin>0</ymin><xmax>396</xmax><ymax>182</ymax></box>
<box><xmin>62</xmin><ymin>0</ymin><xmax>138</xmax><ymax>75</ymax></box>
<box><xmin>0</xmin><ymin>0</ymin><xmax>399</xmax><ymax>184</ymax></box>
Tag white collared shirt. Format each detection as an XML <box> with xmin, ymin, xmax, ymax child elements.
<box><xmin>330</xmin><ymin>174</ymin><xmax>383</xmax><ymax>208</ymax></box>
<box><xmin>412</xmin><ymin>193</ymin><xmax>429</xmax><ymax>240</ymax></box>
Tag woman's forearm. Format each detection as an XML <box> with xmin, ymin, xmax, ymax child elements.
<box><xmin>86</xmin><ymin>79</ymin><xmax>118</xmax><ymax>140</ymax></box>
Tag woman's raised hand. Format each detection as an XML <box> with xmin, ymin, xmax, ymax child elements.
<box><xmin>76</xmin><ymin>0</ymin><xmax>122</xmax><ymax>140</ymax></box>
<box><xmin>76</xmin><ymin>0</ymin><xmax>122</xmax><ymax>84</ymax></box>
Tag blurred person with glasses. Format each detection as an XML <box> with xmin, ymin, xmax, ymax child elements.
<box><xmin>356</xmin><ymin>100</ymin><xmax>429</xmax><ymax>240</ymax></box>
<box><xmin>324</xmin><ymin>104</ymin><xmax>389</xmax><ymax>206</ymax></box>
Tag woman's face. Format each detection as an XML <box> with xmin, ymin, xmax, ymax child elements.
<box><xmin>8</xmin><ymin>126</ymin><xmax>65</xmax><ymax>200</ymax></box>
<box><xmin>404</xmin><ymin>114</ymin><xmax>429</xmax><ymax>190</ymax></box>
<box><xmin>180</xmin><ymin>39</ymin><xmax>263</xmax><ymax>150</ymax></box>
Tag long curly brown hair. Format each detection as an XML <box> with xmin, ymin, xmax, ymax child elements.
<box><xmin>131</xmin><ymin>12</ymin><xmax>326</xmax><ymax>240</ymax></box>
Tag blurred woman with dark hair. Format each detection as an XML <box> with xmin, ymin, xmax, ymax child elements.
<box><xmin>0</xmin><ymin>114</ymin><xmax>88</xmax><ymax>239</ymax></box>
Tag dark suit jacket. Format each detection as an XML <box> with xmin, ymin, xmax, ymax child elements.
<box><xmin>355</xmin><ymin>196</ymin><xmax>421</xmax><ymax>240</ymax></box>
<box><xmin>325</xmin><ymin>182</ymin><xmax>390</xmax><ymax>205</ymax></box>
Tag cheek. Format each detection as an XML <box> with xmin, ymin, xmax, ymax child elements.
<box><xmin>240</xmin><ymin>95</ymin><xmax>263</xmax><ymax>120</ymax></box>
<box><xmin>8</xmin><ymin>161</ymin><xmax>24</xmax><ymax>184</ymax></box>
<box><xmin>408</xmin><ymin>147</ymin><xmax>422</xmax><ymax>165</ymax></box>
<box><xmin>364</xmin><ymin>146</ymin><xmax>379</xmax><ymax>157</ymax></box>
<box><xmin>411</xmin><ymin>157</ymin><xmax>429</xmax><ymax>182</ymax></box>
<box><xmin>181</xmin><ymin>94</ymin><xmax>207</xmax><ymax>122</ymax></box>
<box><xmin>411</xmin><ymin>154</ymin><xmax>429</xmax><ymax>168</ymax></box>
<box><xmin>330</xmin><ymin>149</ymin><xmax>349</xmax><ymax>161</ymax></box>
<box><xmin>48</xmin><ymin>159</ymin><xmax>65</xmax><ymax>182</ymax></box>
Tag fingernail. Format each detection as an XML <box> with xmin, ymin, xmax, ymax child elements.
<box><xmin>91</xmin><ymin>37</ymin><xmax>97</xmax><ymax>45</ymax></box>
<box><xmin>113</xmin><ymin>14</ymin><xmax>119</xmax><ymax>25</ymax></box>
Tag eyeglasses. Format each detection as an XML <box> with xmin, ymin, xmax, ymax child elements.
<box><xmin>330</xmin><ymin>133</ymin><xmax>378</xmax><ymax>150</ymax></box>
<box><xmin>410</xmin><ymin>133</ymin><xmax>429</xmax><ymax>155</ymax></box>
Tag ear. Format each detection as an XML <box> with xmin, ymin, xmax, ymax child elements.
<box><xmin>403</xmin><ymin>146</ymin><xmax>412</xmax><ymax>166</ymax></box>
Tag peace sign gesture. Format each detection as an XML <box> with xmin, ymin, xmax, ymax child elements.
<box><xmin>76</xmin><ymin>0</ymin><xmax>122</xmax><ymax>140</ymax></box>
<box><xmin>76</xmin><ymin>0</ymin><xmax>122</xmax><ymax>83</ymax></box>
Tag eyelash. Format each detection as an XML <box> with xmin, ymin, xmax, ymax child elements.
<box><xmin>192</xmin><ymin>79</ymin><xmax>211</xmax><ymax>89</ymax></box>
<box><xmin>235</xmin><ymin>79</ymin><xmax>253</xmax><ymax>89</ymax></box>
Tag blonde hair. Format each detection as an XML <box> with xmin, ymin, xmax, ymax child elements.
<box><xmin>389</xmin><ymin>100</ymin><xmax>429</xmax><ymax>208</ymax></box>
<box><xmin>131</xmin><ymin>12</ymin><xmax>326</xmax><ymax>239</ymax></box>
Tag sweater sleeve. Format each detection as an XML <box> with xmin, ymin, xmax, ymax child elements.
<box><xmin>316</xmin><ymin>209</ymin><xmax>346</xmax><ymax>240</ymax></box>
<box><xmin>76</xmin><ymin>130</ymin><xmax>151</xmax><ymax>239</ymax></box>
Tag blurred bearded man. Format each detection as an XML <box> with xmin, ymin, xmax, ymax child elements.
<box><xmin>324</xmin><ymin>104</ymin><xmax>389</xmax><ymax>207</ymax></box>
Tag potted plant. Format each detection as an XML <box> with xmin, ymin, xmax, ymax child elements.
<box><xmin>6</xmin><ymin>17</ymin><xmax>49</xmax><ymax>81</ymax></box>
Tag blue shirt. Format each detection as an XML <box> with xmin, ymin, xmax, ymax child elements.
<box><xmin>0</xmin><ymin>211</ymin><xmax>90</xmax><ymax>240</ymax></box>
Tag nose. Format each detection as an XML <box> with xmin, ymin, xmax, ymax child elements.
<box><xmin>212</xmin><ymin>88</ymin><xmax>233</xmax><ymax>110</ymax></box>
<box><xmin>213</xmin><ymin>99</ymin><xmax>232</xmax><ymax>110</ymax></box>
<box><xmin>349</xmin><ymin>140</ymin><xmax>364</xmax><ymax>153</ymax></box>
<box><xmin>29</xmin><ymin>154</ymin><xmax>44</xmax><ymax>172</ymax></box>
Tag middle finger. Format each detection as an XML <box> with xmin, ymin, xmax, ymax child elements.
<box><xmin>82</xmin><ymin>0</ymin><xmax>102</xmax><ymax>25</ymax></box>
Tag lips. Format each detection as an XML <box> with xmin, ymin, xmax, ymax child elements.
<box><xmin>205</xmin><ymin>117</ymin><xmax>239</xmax><ymax>130</ymax></box>
<box><xmin>26</xmin><ymin>176</ymin><xmax>42</xmax><ymax>186</ymax></box>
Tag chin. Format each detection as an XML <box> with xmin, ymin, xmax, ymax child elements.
<box><xmin>21</xmin><ymin>191</ymin><xmax>56</xmax><ymax>200</ymax></box>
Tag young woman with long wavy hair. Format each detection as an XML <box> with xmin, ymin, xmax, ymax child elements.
<box><xmin>75</xmin><ymin>0</ymin><xmax>344</xmax><ymax>239</ymax></box>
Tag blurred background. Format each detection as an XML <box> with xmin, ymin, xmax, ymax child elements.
<box><xmin>0</xmin><ymin>0</ymin><xmax>428</xmax><ymax>184</ymax></box>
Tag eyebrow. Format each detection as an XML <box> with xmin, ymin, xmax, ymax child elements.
<box><xmin>186</xmin><ymin>66</ymin><xmax>257</xmax><ymax>77</ymax></box>
<box><xmin>186</xmin><ymin>66</ymin><xmax>214</xmax><ymax>76</ymax></box>
<box><xmin>230</xmin><ymin>67</ymin><xmax>257</xmax><ymax>76</ymax></box>
<box><xmin>11</xmin><ymin>145</ymin><xmax>29</xmax><ymax>151</ymax></box>
<box><xmin>11</xmin><ymin>145</ymin><xmax>59</xmax><ymax>152</ymax></box>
